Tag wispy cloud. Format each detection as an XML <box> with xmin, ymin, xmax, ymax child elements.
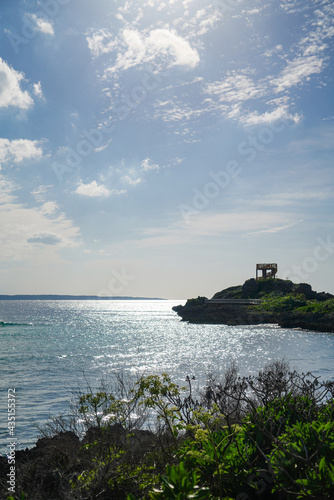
<box><xmin>197</xmin><ymin>5</ymin><xmax>333</xmax><ymax>127</ymax></box>
<box><xmin>121</xmin><ymin>174</ymin><xmax>142</xmax><ymax>186</ymax></box>
<box><xmin>206</xmin><ymin>72</ymin><xmax>265</xmax><ymax>104</ymax></box>
<box><xmin>203</xmin><ymin>48</ymin><xmax>325</xmax><ymax>126</ymax></box>
<box><xmin>140</xmin><ymin>157</ymin><xmax>160</xmax><ymax>171</ymax></box>
<box><xmin>272</xmin><ymin>54</ymin><xmax>324</xmax><ymax>93</ymax></box>
<box><xmin>0</xmin><ymin>176</ymin><xmax>80</xmax><ymax>262</ymax></box>
<box><xmin>33</xmin><ymin>81</ymin><xmax>45</xmax><ymax>100</ymax></box>
<box><xmin>27</xmin><ymin>14</ymin><xmax>54</xmax><ymax>36</ymax></box>
<box><xmin>86</xmin><ymin>29</ymin><xmax>118</xmax><ymax>58</ymax></box>
<box><xmin>137</xmin><ymin>211</ymin><xmax>297</xmax><ymax>248</ymax></box>
<box><xmin>246</xmin><ymin>220</ymin><xmax>303</xmax><ymax>236</ymax></box>
<box><xmin>153</xmin><ymin>98</ymin><xmax>205</xmax><ymax>123</ymax></box>
<box><xmin>31</xmin><ymin>185</ymin><xmax>52</xmax><ymax>203</ymax></box>
<box><xmin>246</xmin><ymin>190</ymin><xmax>333</xmax><ymax>208</ymax></box>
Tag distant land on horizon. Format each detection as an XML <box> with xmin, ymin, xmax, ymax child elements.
<box><xmin>0</xmin><ymin>295</ymin><xmax>166</xmax><ymax>301</ymax></box>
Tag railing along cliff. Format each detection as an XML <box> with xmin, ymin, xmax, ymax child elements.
<box><xmin>205</xmin><ymin>299</ymin><xmax>262</xmax><ymax>305</ymax></box>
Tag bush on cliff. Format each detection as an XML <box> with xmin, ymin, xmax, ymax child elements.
<box><xmin>296</xmin><ymin>297</ymin><xmax>334</xmax><ymax>314</ymax></box>
<box><xmin>4</xmin><ymin>362</ymin><xmax>334</xmax><ymax>500</ymax></box>
<box><xmin>259</xmin><ymin>293</ymin><xmax>307</xmax><ymax>312</ymax></box>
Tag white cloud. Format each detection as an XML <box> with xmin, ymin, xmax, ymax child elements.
<box><xmin>31</xmin><ymin>189</ymin><xmax>59</xmax><ymax>215</ymax></box>
<box><xmin>90</xmin><ymin>27</ymin><xmax>200</xmax><ymax>76</ymax></box>
<box><xmin>110</xmin><ymin>188</ymin><xmax>127</xmax><ymax>196</ymax></box>
<box><xmin>148</xmin><ymin>28</ymin><xmax>199</xmax><ymax>68</ymax></box>
<box><xmin>195</xmin><ymin>9</ymin><xmax>220</xmax><ymax>36</ymax></box>
<box><xmin>27</xmin><ymin>233</ymin><xmax>62</xmax><ymax>245</ymax></box>
<box><xmin>245</xmin><ymin>8</ymin><xmax>260</xmax><ymax>15</ymax></box>
<box><xmin>33</xmin><ymin>81</ymin><xmax>45</xmax><ymax>100</ymax></box>
<box><xmin>204</xmin><ymin>72</ymin><xmax>293</xmax><ymax>126</ymax></box>
<box><xmin>0</xmin><ymin>58</ymin><xmax>33</xmax><ymax>110</ymax></box>
<box><xmin>40</xmin><ymin>201</ymin><xmax>59</xmax><ymax>215</ymax></box>
<box><xmin>86</xmin><ymin>29</ymin><xmax>118</xmax><ymax>58</ymax></box>
<box><xmin>0</xmin><ymin>175</ymin><xmax>80</xmax><ymax>262</ymax></box>
<box><xmin>28</xmin><ymin>14</ymin><xmax>54</xmax><ymax>36</ymax></box>
<box><xmin>0</xmin><ymin>138</ymin><xmax>43</xmax><ymax>168</ymax></box>
<box><xmin>121</xmin><ymin>174</ymin><xmax>142</xmax><ymax>186</ymax></box>
<box><xmin>140</xmin><ymin>157</ymin><xmax>159</xmax><ymax>171</ymax></box>
<box><xmin>203</xmin><ymin>53</ymin><xmax>319</xmax><ymax>126</ymax></box>
<box><xmin>153</xmin><ymin>98</ymin><xmax>203</xmax><ymax>122</ymax></box>
<box><xmin>201</xmin><ymin>3</ymin><xmax>333</xmax><ymax>128</ymax></box>
<box><xmin>74</xmin><ymin>180</ymin><xmax>111</xmax><ymax>197</ymax></box>
<box><xmin>239</xmin><ymin>106</ymin><xmax>302</xmax><ymax>126</ymax></box>
<box><xmin>0</xmin><ymin>177</ymin><xmax>16</xmax><ymax>203</ymax></box>
<box><xmin>264</xmin><ymin>44</ymin><xmax>283</xmax><ymax>58</ymax></box>
<box><xmin>74</xmin><ymin>180</ymin><xmax>126</xmax><ymax>198</ymax></box>
<box><xmin>31</xmin><ymin>185</ymin><xmax>52</xmax><ymax>203</ymax></box>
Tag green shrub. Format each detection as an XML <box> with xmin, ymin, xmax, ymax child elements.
<box><xmin>10</xmin><ymin>362</ymin><xmax>334</xmax><ymax>500</ymax></box>
<box><xmin>296</xmin><ymin>298</ymin><xmax>334</xmax><ymax>314</ymax></box>
<box><xmin>149</xmin><ymin>462</ymin><xmax>210</xmax><ymax>499</ymax></box>
<box><xmin>270</xmin><ymin>407</ymin><xmax>334</xmax><ymax>497</ymax></box>
<box><xmin>260</xmin><ymin>294</ymin><xmax>307</xmax><ymax>312</ymax></box>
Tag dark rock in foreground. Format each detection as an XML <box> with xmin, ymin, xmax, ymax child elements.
<box><xmin>173</xmin><ymin>279</ymin><xmax>334</xmax><ymax>333</ymax></box>
<box><xmin>0</xmin><ymin>426</ymin><xmax>157</xmax><ymax>500</ymax></box>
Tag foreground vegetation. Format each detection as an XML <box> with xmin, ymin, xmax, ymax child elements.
<box><xmin>4</xmin><ymin>361</ymin><xmax>334</xmax><ymax>500</ymax></box>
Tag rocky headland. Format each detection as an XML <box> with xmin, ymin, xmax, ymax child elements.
<box><xmin>172</xmin><ymin>278</ymin><xmax>334</xmax><ymax>333</ymax></box>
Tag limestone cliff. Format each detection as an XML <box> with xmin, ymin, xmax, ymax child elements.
<box><xmin>172</xmin><ymin>279</ymin><xmax>334</xmax><ymax>332</ymax></box>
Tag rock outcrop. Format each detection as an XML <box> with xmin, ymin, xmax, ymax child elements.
<box><xmin>279</xmin><ymin>311</ymin><xmax>334</xmax><ymax>332</ymax></box>
<box><xmin>172</xmin><ymin>298</ymin><xmax>276</xmax><ymax>325</ymax></box>
<box><xmin>173</xmin><ymin>279</ymin><xmax>334</xmax><ymax>333</ymax></box>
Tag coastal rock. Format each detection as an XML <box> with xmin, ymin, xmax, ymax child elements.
<box><xmin>0</xmin><ymin>425</ymin><xmax>157</xmax><ymax>500</ymax></box>
<box><xmin>172</xmin><ymin>297</ymin><xmax>276</xmax><ymax>325</ymax></box>
<box><xmin>173</xmin><ymin>279</ymin><xmax>334</xmax><ymax>333</ymax></box>
<box><xmin>279</xmin><ymin>311</ymin><xmax>334</xmax><ymax>333</ymax></box>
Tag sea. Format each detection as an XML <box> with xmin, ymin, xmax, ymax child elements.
<box><xmin>1</xmin><ymin>299</ymin><xmax>334</xmax><ymax>452</ymax></box>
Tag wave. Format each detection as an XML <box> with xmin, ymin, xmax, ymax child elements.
<box><xmin>0</xmin><ymin>321</ymin><xmax>32</xmax><ymax>327</ymax></box>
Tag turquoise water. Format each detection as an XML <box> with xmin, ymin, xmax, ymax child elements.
<box><xmin>1</xmin><ymin>299</ymin><xmax>334</xmax><ymax>450</ymax></box>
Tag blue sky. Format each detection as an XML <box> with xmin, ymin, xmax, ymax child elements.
<box><xmin>0</xmin><ymin>0</ymin><xmax>333</xmax><ymax>298</ymax></box>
